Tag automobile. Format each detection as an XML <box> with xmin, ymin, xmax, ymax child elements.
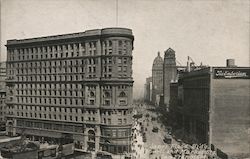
<box><xmin>142</xmin><ymin>133</ymin><xmax>147</xmax><ymax>142</ymax></box>
<box><xmin>166</xmin><ymin>126</ymin><xmax>172</xmax><ymax>135</ymax></box>
<box><xmin>152</xmin><ymin>127</ymin><xmax>158</xmax><ymax>133</ymax></box>
<box><xmin>163</xmin><ymin>135</ymin><xmax>172</xmax><ymax>144</ymax></box>
<box><xmin>149</xmin><ymin>149</ymin><xmax>155</xmax><ymax>155</ymax></box>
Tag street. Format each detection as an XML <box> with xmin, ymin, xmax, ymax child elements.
<box><xmin>132</xmin><ymin>104</ymin><xmax>174</xmax><ymax>159</ymax></box>
<box><xmin>131</xmin><ymin>103</ymin><xmax>218</xmax><ymax>159</ymax></box>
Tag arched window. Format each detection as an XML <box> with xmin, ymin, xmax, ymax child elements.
<box><xmin>88</xmin><ymin>130</ymin><xmax>95</xmax><ymax>141</ymax></box>
<box><xmin>90</xmin><ymin>91</ymin><xmax>95</xmax><ymax>97</ymax></box>
<box><xmin>104</xmin><ymin>91</ymin><xmax>110</xmax><ymax>98</ymax></box>
<box><xmin>119</xmin><ymin>91</ymin><xmax>126</xmax><ymax>97</ymax></box>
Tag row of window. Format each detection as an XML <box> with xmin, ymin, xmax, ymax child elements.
<box><xmin>17</xmin><ymin>90</ymin><xmax>85</xmax><ymax>96</ymax></box>
<box><xmin>13</xmin><ymin>97</ymin><xmax>127</xmax><ymax>106</ymax></box>
<box><xmin>9</xmin><ymin>57</ymin><xmax>128</xmax><ymax>69</ymax></box>
<box><xmin>16</xmin><ymin>111</ymin><xmax>97</xmax><ymax>123</ymax></box>
<box><xmin>8</xmin><ymin>41</ymin><xmax>97</xmax><ymax>61</ymax></box>
<box><xmin>13</xmin><ymin>74</ymin><xmax>125</xmax><ymax>81</ymax></box>
<box><xmin>8</xmin><ymin>40</ymin><xmax>130</xmax><ymax>61</ymax></box>
<box><xmin>15</xmin><ymin>84</ymin><xmax>129</xmax><ymax>90</ymax></box>
<box><xmin>13</xmin><ymin>63</ymin><xmax>128</xmax><ymax>75</ymax></box>
<box><xmin>15</xmin><ymin>105</ymin><xmax>97</xmax><ymax>113</ymax></box>
<box><xmin>101</xmin><ymin>128</ymin><xmax>131</xmax><ymax>138</ymax></box>
<box><xmin>103</xmin><ymin>118</ymin><xmax>127</xmax><ymax>125</ymax></box>
<box><xmin>16</xmin><ymin>97</ymin><xmax>87</xmax><ymax>105</ymax></box>
<box><xmin>14</xmin><ymin>105</ymin><xmax>131</xmax><ymax>116</ymax></box>
<box><xmin>17</xmin><ymin>120</ymin><xmax>87</xmax><ymax>133</ymax></box>
<box><xmin>15</xmin><ymin>89</ymin><xmax>126</xmax><ymax>96</ymax></box>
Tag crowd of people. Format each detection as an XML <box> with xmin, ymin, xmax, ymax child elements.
<box><xmin>170</xmin><ymin>143</ymin><xmax>219</xmax><ymax>159</ymax></box>
<box><xmin>132</xmin><ymin>103</ymin><xmax>220</xmax><ymax>159</ymax></box>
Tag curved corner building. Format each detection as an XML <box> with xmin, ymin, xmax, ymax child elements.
<box><xmin>5</xmin><ymin>28</ymin><xmax>134</xmax><ymax>154</ymax></box>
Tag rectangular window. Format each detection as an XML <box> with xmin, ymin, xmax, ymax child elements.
<box><xmin>90</xmin><ymin>100</ymin><xmax>94</xmax><ymax>105</ymax></box>
<box><xmin>118</xmin><ymin>119</ymin><xmax>122</xmax><ymax>124</ymax></box>
<box><xmin>119</xmin><ymin>100</ymin><xmax>126</xmax><ymax>105</ymax></box>
<box><xmin>118</xmin><ymin>66</ymin><xmax>122</xmax><ymax>72</ymax></box>
<box><xmin>118</xmin><ymin>58</ymin><xmax>122</xmax><ymax>64</ymax></box>
<box><xmin>124</xmin><ymin>118</ymin><xmax>127</xmax><ymax>124</ymax></box>
<box><xmin>123</xmin><ymin>66</ymin><xmax>127</xmax><ymax>72</ymax></box>
<box><xmin>112</xmin><ymin>130</ymin><xmax>116</xmax><ymax>137</ymax></box>
<box><xmin>108</xmin><ymin>118</ymin><xmax>111</xmax><ymax>124</ymax></box>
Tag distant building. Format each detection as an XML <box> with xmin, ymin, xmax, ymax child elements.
<box><xmin>163</xmin><ymin>48</ymin><xmax>177</xmax><ymax>109</ymax></box>
<box><xmin>5</xmin><ymin>28</ymin><xmax>134</xmax><ymax>155</ymax></box>
<box><xmin>152</xmin><ymin>52</ymin><xmax>163</xmax><ymax>106</ymax></box>
<box><xmin>0</xmin><ymin>62</ymin><xmax>6</xmax><ymax>130</ymax></box>
<box><xmin>175</xmin><ymin>63</ymin><xmax>250</xmax><ymax>158</ymax></box>
<box><xmin>144</xmin><ymin>77</ymin><xmax>152</xmax><ymax>103</ymax></box>
<box><xmin>0</xmin><ymin>90</ymin><xmax>6</xmax><ymax>131</ymax></box>
<box><xmin>0</xmin><ymin>62</ymin><xmax>6</xmax><ymax>91</ymax></box>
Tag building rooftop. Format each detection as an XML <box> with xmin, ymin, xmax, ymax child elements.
<box><xmin>6</xmin><ymin>27</ymin><xmax>133</xmax><ymax>46</ymax></box>
<box><xmin>180</xmin><ymin>66</ymin><xmax>250</xmax><ymax>79</ymax></box>
<box><xmin>152</xmin><ymin>52</ymin><xmax>163</xmax><ymax>69</ymax></box>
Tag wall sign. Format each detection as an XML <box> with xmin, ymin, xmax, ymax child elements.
<box><xmin>214</xmin><ymin>68</ymin><xmax>250</xmax><ymax>79</ymax></box>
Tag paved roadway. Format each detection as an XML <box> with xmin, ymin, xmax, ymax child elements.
<box><xmin>131</xmin><ymin>104</ymin><xmax>174</xmax><ymax>159</ymax></box>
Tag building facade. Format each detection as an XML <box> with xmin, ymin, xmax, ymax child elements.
<box><xmin>152</xmin><ymin>52</ymin><xmax>163</xmax><ymax>106</ymax></box>
<box><xmin>144</xmin><ymin>77</ymin><xmax>152</xmax><ymax>103</ymax></box>
<box><xmin>0</xmin><ymin>62</ymin><xmax>6</xmax><ymax>130</ymax></box>
<box><xmin>163</xmin><ymin>48</ymin><xmax>177</xmax><ymax>109</ymax></box>
<box><xmin>0</xmin><ymin>62</ymin><xmax>6</xmax><ymax>90</ymax></box>
<box><xmin>5</xmin><ymin>28</ymin><xmax>134</xmax><ymax>155</ymax></box>
<box><xmin>177</xmin><ymin>66</ymin><xmax>250</xmax><ymax>158</ymax></box>
<box><xmin>0</xmin><ymin>90</ymin><xmax>6</xmax><ymax>131</ymax></box>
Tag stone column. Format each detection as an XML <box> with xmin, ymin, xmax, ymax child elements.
<box><xmin>95</xmin><ymin>126</ymin><xmax>100</xmax><ymax>151</ymax></box>
<box><xmin>83</xmin><ymin>126</ymin><xmax>88</xmax><ymax>151</ymax></box>
<box><xmin>95</xmin><ymin>85</ymin><xmax>100</xmax><ymax>106</ymax></box>
<box><xmin>85</xmin><ymin>86</ymin><xmax>88</xmax><ymax>105</ymax></box>
<box><xmin>112</xmin><ymin>86</ymin><xmax>116</xmax><ymax>106</ymax></box>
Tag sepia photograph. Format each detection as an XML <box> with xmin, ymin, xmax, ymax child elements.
<box><xmin>0</xmin><ymin>0</ymin><xmax>249</xmax><ymax>159</ymax></box>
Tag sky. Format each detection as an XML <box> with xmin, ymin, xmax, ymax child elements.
<box><xmin>1</xmin><ymin>0</ymin><xmax>249</xmax><ymax>99</ymax></box>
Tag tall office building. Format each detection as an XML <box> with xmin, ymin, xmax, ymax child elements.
<box><xmin>5</xmin><ymin>28</ymin><xmax>134</xmax><ymax>154</ymax></box>
<box><xmin>152</xmin><ymin>52</ymin><xmax>163</xmax><ymax>106</ymax></box>
<box><xmin>144</xmin><ymin>77</ymin><xmax>152</xmax><ymax>103</ymax></box>
<box><xmin>163</xmin><ymin>48</ymin><xmax>177</xmax><ymax>109</ymax></box>
<box><xmin>174</xmin><ymin>63</ymin><xmax>250</xmax><ymax>158</ymax></box>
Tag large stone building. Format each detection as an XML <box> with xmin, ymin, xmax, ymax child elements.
<box><xmin>5</xmin><ymin>28</ymin><xmax>134</xmax><ymax>155</ymax></box>
<box><xmin>172</xmin><ymin>62</ymin><xmax>250</xmax><ymax>158</ymax></box>
<box><xmin>163</xmin><ymin>48</ymin><xmax>177</xmax><ymax>109</ymax></box>
<box><xmin>152</xmin><ymin>52</ymin><xmax>163</xmax><ymax>106</ymax></box>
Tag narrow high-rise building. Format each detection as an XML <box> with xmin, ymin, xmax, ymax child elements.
<box><xmin>163</xmin><ymin>48</ymin><xmax>177</xmax><ymax>109</ymax></box>
<box><xmin>5</xmin><ymin>28</ymin><xmax>134</xmax><ymax>155</ymax></box>
<box><xmin>0</xmin><ymin>62</ymin><xmax>6</xmax><ymax>130</ymax></box>
<box><xmin>144</xmin><ymin>77</ymin><xmax>152</xmax><ymax>103</ymax></box>
<box><xmin>152</xmin><ymin>52</ymin><xmax>163</xmax><ymax>106</ymax></box>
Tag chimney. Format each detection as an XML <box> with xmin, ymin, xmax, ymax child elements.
<box><xmin>226</xmin><ymin>59</ymin><xmax>236</xmax><ymax>67</ymax></box>
<box><xmin>187</xmin><ymin>56</ymin><xmax>190</xmax><ymax>72</ymax></box>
